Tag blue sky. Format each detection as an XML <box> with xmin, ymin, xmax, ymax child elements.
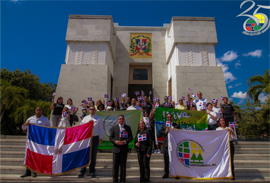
<box><xmin>1</xmin><ymin>0</ymin><xmax>269</xmax><ymax>105</ymax></box>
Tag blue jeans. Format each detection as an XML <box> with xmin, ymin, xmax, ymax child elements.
<box><xmin>80</xmin><ymin>136</ymin><xmax>99</xmax><ymax>174</ymax></box>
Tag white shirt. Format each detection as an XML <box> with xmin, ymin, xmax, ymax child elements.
<box><xmin>216</xmin><ymin>127</ymin><xmax>237</xmax><ymax>141</ymax></box>
<box><xmin>65</xmin><ymin>104</ymin><xmax>76</xmax><ymax>115</ymax></box>
<box><xmin>127</xmin><ymin>105</ymin><xmax>141</xmax><ymax>110</ymax></box>
<box><xmin>193</xmin><ymin>98</ymin><xmax>208</xmax><ymax>111</ymax></box>
<box><xmin>175</xmin><ymin>104</ymin><xmax>185</xmax><ymax>110</ymax></box>
<box><xmin>80</xmin><ymin>114</ymin><xmax>103</xmax><ymax>139</ymax></box>
<box><xmin>207</xmin><ymin>110</ymin><xmax>217</xmax><ymax>125</ymax></box>
<box><xmin>213</xmin><ymin>106</ymin><xmax>221</xmax><ymax>121</ymax></box>
<box><xmin>22</xmin><ymin>115</ymin><xmax>51</xmax><ymax>130</ymax></box>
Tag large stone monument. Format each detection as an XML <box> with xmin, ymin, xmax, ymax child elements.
<box><xmin>55</xmin><ymin>15</ymin><xmax>227</xmax><ymax>115</ymax></box>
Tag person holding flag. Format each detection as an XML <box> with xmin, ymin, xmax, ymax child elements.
<box><xmin>65</xmin><ymin>98</ymin><xmax>78</xmax><ymax>126</ymax></box>
<box><xmin>141</xmin><ymin>96</ymin><xmax>152</xmax><ymax>116</ymax></box>
<box><xmin>216</xmin><ymin>117</ymin><xmax>237</xmax><ymax>180</ymax></box>
<box><xmin>78</xmin><ymin>106</ymin><xmax>103</xmax><ymax>178</ymax></box>
<box><xmin>20</xmin><ymin>107</ymin><xmax>51</xmax><ymax>178</ymax></box>
<box><xmin>191</xmin><ymin>92</ymin><xmax>208</xmax><ymax>111</ymax></box>
<box><xmin>135</xmin><ymin>121</ymin><xmax>152</xmax><ymax>182</ymax></box>
<box><xmin>159</xmin><ymin>114</ymin><xmax>180</xmax><ymax>179</ymax></box>
<box><xmin>110</xmin><ymin>115</ymin><xmax>133</xmax><ymax>183</ymax></box>
<box><xmin>206</xmin><ymin>103</ymin><xmax>218</xmax><ymax>130</ymax></box>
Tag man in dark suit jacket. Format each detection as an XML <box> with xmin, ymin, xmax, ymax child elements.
<box><xmin>109</xmin><ymin>115</ymin><xmax>133</xmax><ymax>183</ymax></box>
<box><xmin>159</xmin><ymin>113</ymin><xmax>180</xmax><ymax>179</ymax></box>
<box><xmin>160</xmin><ymin>96</ymin><xmax>174</xmax><ymax>108</ymax></box>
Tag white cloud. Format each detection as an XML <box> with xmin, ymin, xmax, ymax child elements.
<box><xmin>217</xmin><ymin>59</ymin><xmax>237</xmax><ymax>83</ymax></box>
<box><xmin>231</xmin><ymin>91</ymin><xmax>248</xmax><ymax>99</ymax></box>
<box><xmin>237</xmin><ymin>100</ymin><xmax>245</xmax><ymax>105</ymax></box>
<box><xmin>221</xmin><ymin>51</ymin><xmax>238</xmax><ymax>62</ymax></box>
<box><xmin>234</xmin><ymin>83</ymin><xmax>242</xmax><ymax>87</ymax></box>
<box><xmin>228</xmin><ymin>85</ymin><xmax>233</xmax><ymax>89</ymax></box>
<box><xmin>235</xmin><ymin>61</ymin><xmax>241</xmax><ymax>69</ymax></box>
<box><xmin>243</xmin><ymin>50</ymin><xmax>262</xmax><ymax>58</ymax></box>
<box><xmin>258</xmin><ymin>93</ymin><xmax>267</xmax><ymax>102</ymax></box>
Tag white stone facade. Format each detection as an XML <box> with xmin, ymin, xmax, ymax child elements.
<box><xmin>56</xmin><ymin>15</ymin><xmax>228</xmax><ymax>116</ymax></box>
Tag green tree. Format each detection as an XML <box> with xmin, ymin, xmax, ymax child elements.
<box><xmin>0</xmin><ymin>79</ymin><xmax>28</xmax><ymax>121</ymax></box>
<box><xmin>0</xmin><ymin>68</ymin><xmax>56</xmax><ymax>101</ymax></box>
<box><xmin>197</xmin><ymin>153</ymin><xmax>203</xmax><ymax>163</ymax></box>
<box><xmin>247</xmin><ymin>70</ymin><xmax>270</xmax><ymax>102</ymax></box>
<box><xmin>190</xmin><ymin>153</ymin><xmax>197</xmax><ymax>163</ymax></box>
<box><xmin>0</xmin><ymin>69</ymin><xmax>55</xmax><ymax>135</ymax></box>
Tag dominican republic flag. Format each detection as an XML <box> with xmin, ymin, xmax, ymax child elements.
<box><xmin>121</xmin><ymin>93</ymin><xmax>126</xmax><ymax>98</ymax></box>
<box><xmin>120</xmin><ymin>132</ymin><xmax>128</xmax><ymax>138</ymax></box>
<box><xmin>168</xmin><ymin>96</ymin><xmax>172</xmax><ymax>100</ymax></box>
<box><xmin>192</xmin><ymin>94</ymin><xmax>197</xmax><ymax>97</ymax></box>
<box><xmin>220</xmin><ymin>96</ymin><xmax>224</xmax><ymax>100</ymax></box>
<box><xmin>23</xmin><ymin>122</ymin><xmax>93</xmax><ymax>175</ymax></box>
<box><xmin>138</xmin><ymin>134</ymin><xmax>147</xmax><ymax>142</ymax></box>
<box><xmin>104</xmin><ymin>94</ymin><xmax>109</xmax><ymax>98</ymax></box>
<box><xmin>166</xmin><ymin>121</ymin><xmax>170</xmax><ymax>127</ymax></box>
<box><xmin>138</xmin><ymin>96</ymin><xmax>143</xmax><ymax>101</ymax></box>
<box><xmin>188</xmin><ymin>87</ymin><xmax>192</xmax><ymax>91</ymax></box>
<box><xmin>71</xmin><ymin>106</ymin><xmax>75</xmax><ymax>111</ymax></box>
<box><xmin>52</xmin><ymin>92</ymin><xmax>56</xmax><ymax>97</ymax></box>
<box><xmin>142</xmin><ymin>101</ymin><xmax>146</xmax><ymax>106</ymax></box>
<box><xmin>229</xmin><ymin>122</ymin><xmax>238</xmax><ymax>128</ymax></box>
<box><xmin>141</xmin><ymin>90</ymin><xmax>145</xmax><ymax>95</ymax></box>
<box><xmin>212</xmin><ymin>99</ymin><xmax>218</xmax><ymax>103</ymax></box>
<box><xmin>155</xmin><ymin>104</ymin><xmax>159</xmax><ymax>108</ymax></box>
<box><xmin>149</xmin><ymin>91</ymin><xmax>152</xmax><ymax>95</ymax></box>
<box><xmin>62</xmin><ymin>112</ymin><xmax>68</xmax><ymax>118</ymax></box>
<box><xmin>88</xmin><ymin>97</ymin><xmax>92</xmax><ymax>101</ymax></box>
<box><xmin>182</xmin><ymin>96</ymin><xmax>186</xmax><ymax>100</ymax></box>
<box><xmin>114</xmin><ymin>97</ymin><xmax>119</xmax><ymax>102</ymax></box>
<box><xmin>135</xmin><ymin>91</ymin><xmax>140</xmax><ymax>96</ymax></box>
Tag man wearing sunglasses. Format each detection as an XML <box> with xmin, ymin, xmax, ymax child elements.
<box><xmin>159</xmin><ymin>113</ymin><xmax>180</xmax><ymax>179</ymax></box>
<box><xmin>110</xmin><ymin>115</ymin><xmax>133</xmax><ymax>182</ymax></box>
<box><xmin>78</xmin><ymin>106</ymin><xmax>103</xmax><ymax>178</ymax></box>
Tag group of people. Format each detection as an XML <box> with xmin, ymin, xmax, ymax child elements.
<box><xmin>20</xmin><ymin>91</ymin><xmax>237</xmax><ymax>181</ymax></box>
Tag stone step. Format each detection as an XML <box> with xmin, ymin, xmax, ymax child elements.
<box><xmin>1</xmin><ymin>174</ymin><xmax>269</xmax><ymax>182</ymax></box>
<box><xmin>1</xmin><ymin>145</ymin><xmax>268</xmax><ymax>154</ymax></box>
<box><xmin>1</xmin><ymin>158</ymin><xmax>269</xmax><ymax>168</ymax></box>
<box><xmin>2</xmin><ymin>166</ymin><xmax>270</xmax><ymax>177</ymax></box>
<box><xmin>1</xmin><ymin>151</ymin><xmax>268</xmax><ymax>160</ymax></box>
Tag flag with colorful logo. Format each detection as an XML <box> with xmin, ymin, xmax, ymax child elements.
<box><xmin>229</xmin><ymin>122</ymin><xmax>238</xmax><ymax>128</ymax></box>
<box><xmin>169</xmin><ymin>129</ymin><xmax>232</xmax><ymax>179</ymax></box>
<box><xmin>121</xmin><ymin>93</ymin><xmax>126</xmax><ymax>98</ymax></box>
<box><xmin>23</xmin><ymin>122</ymin><xmax>94</xmax><ymax>175</ymax></box>
<box><xmin>138</xmin><ymin>134</ymin><xmax>147</xmax><ymax>142</ymax></box>
<box><xmin>120</xmin><ymin>132</ymin><xmax>128</xmax><ymax>138</ymax></box>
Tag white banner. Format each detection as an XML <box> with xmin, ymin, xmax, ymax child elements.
<box><xmin>169</xmin><ymin>129</ymin><xmax>232</xmax><ymax>179</ymax></box>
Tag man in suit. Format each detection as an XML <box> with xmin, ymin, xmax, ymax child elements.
<box><xmin>159</xmin><ymin>113</ymin><xmax>180</xmax><ymax>179</ymax></box>
<box><xmin>109</xmin><ymin>115</ymin><xmax>133</xmax><ymax>183</ymax></box>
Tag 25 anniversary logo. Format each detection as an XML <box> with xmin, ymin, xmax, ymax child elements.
<box><xmin>237</xmin><ymin>0</ymin><xmax>270</xmax><ymax>36</ymax></box>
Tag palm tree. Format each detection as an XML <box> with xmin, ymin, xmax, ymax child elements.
<box><xmin>0</xmin><ymin>79</ymin><xmax>28</xmax><ymax>121</ymax></box>
<box><xmin>14</xmin><ymin>99</ymin><xmax>51</xmax><ymax>124</ymax></box>
<box><xmin>247</xmin><ymin>70</ymin><xmax>270</xmax><ymax>102</ymax></box>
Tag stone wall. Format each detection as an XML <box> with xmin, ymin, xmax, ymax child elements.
<box><xmin>175</xmin><ymin>66</ymin><xmax>228</xmax><ymax>103</ymax></box>
<box><xmin>55</xmin><ymin>64</ymin><xmax>109</xmax><ymax>117</ymax></box>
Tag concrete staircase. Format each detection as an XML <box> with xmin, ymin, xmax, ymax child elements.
<box><xmin>1</xmin><ymin>135</ymin><xmax>270</xmax><ymax>182</ymax></box>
